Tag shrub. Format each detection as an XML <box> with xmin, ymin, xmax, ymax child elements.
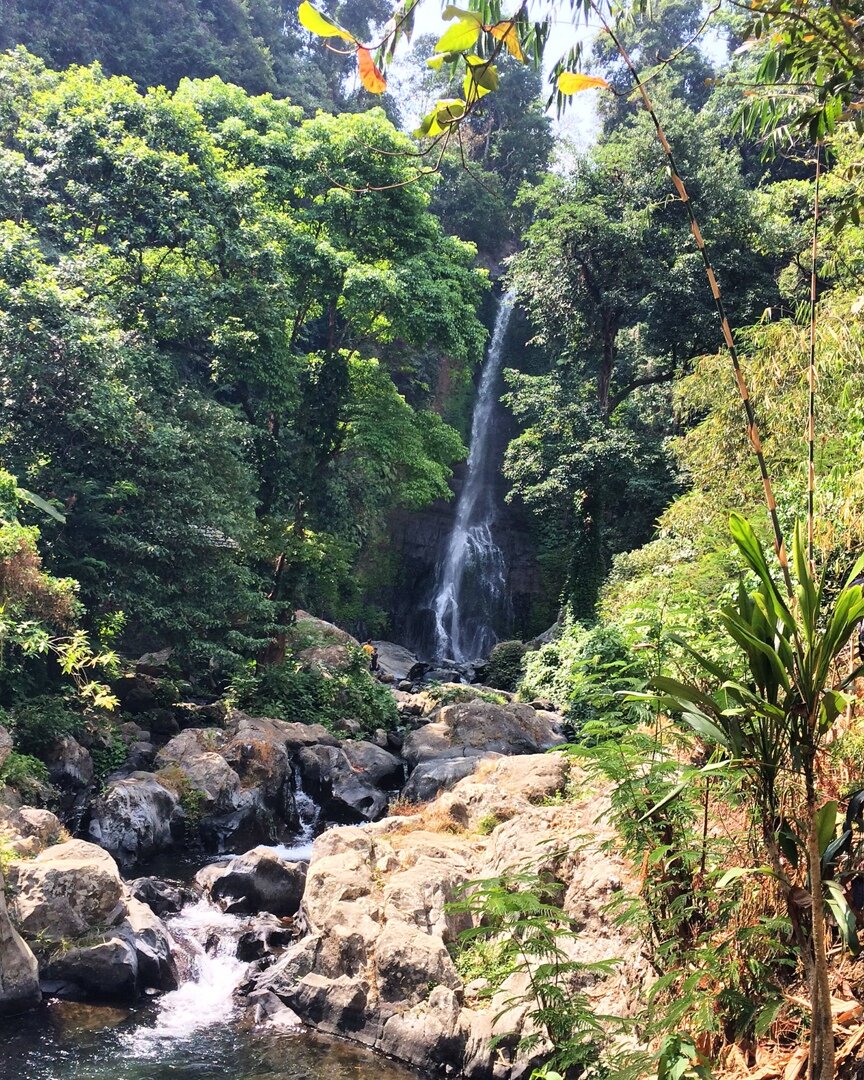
<box><xmin>0</xmin><ymin>750</ymin><xmax>51</xmax><ymax>802</ymax></box>
<box><xmin>228</xmin><ymin>648</ymin><xmax>398</xmax><ymax>736</ymax></box>
<box><xmin>2</xmin><ymin>696</ymin><xmax>87</xmax><ymax>757</ymax></box>
<box><xmin>519</xmin><ymin>621</ymin><xmax>648</xmax><ymax>739</ymax></box>
<box><xmin>484</xmin><ymin>640</ymin><xmax>528</xmax><ymax>691</ymax></box>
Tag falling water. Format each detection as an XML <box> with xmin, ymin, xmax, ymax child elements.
<box><xmin>432</xmin><ymin>289</ymin><xmax>515</xmax><ymax>663</ymax></box>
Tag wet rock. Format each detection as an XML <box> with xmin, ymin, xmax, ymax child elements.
<box><xmin>400</xmin><ymin>756</ymin><xmax>491</xmax><ymax>803</ymax></box>
<box><xmin>402</xmin><ymin>700</ymin><xmax>564</xmax><ymax>770</ymax></box>
<box><xmin>0</xmin><ymin>867</ymin><xmax>41</xmax><ymax>1015</ymax></box>
<box><xmin>43</xmin><ymin>934</ymin><xmax>139</xmax><ymax>1001</ymax></box>
<box><xmin>123</xmin><ymin>897</ymin><xmax>178</xmax><ymax>990</ymax></box>
<box><xmin>236</xmin><ymin>915</ymin><xmax>296</xmax><ymax>962</ymax></box>
<box><xmin>45</xmin><ymin>736</ymin><xmax>94</xmax><ymax>790</ymax></box>
<box><xmin>128</xmin><ymin>876</ymin><xmax>192</xmax><ymax>917</ymax></box>
<box><xmin>370</xmin><ymin>641</ymin><xmax>419</xmax><ymax>683</ymax></box>
<box><xmin>207</xmin><ymin>847</ymin><xmax>307</xmax><ymax>917</ymax></box>
<box><xmin>297</xmin><ymin>745</ymin><xmax>388</xmax><ymax>823</ymax></box>
<box><xmin>8</xmin><ymin>840</ymin><xmax>125</xmax><ymax>943</ymax></box>
<box><xmin>88</xmin><ymin>774</ymin><xmax>181</xmax><ymax>869</ymax></box>
<box><xmin>342</xmin><ymin>741</ymin><xmax>404</xmax><ymax>789</ymax></box>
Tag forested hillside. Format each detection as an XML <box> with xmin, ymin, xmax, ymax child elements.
<box><xmin>1</xmin><ymin>2</ymin><xmax>864</xmax><ymax>1080</ymax></box>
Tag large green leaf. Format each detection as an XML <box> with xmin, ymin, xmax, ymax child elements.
<box><xmin>17</xmin><ymin>487</ymin><xmax>66</xmax><ymax>523</ymax></box>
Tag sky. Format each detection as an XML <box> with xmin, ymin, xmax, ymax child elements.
<box><xmin>395</xmin><ymin>2</ymin><xmax>601</xmax><ymax>146</ymax></box>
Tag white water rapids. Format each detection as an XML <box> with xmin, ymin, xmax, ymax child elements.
<box><xmin>432</xmin><ymin>289</ymin><xmax>515</xmax><ymax>663</ymax></box>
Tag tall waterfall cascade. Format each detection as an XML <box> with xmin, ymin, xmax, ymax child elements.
<box><xmin>431</xmin><ymin>289</ymin><xmax>515</xmax><ymax>663</ymax></box>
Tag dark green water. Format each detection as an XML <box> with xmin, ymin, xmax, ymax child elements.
<box><xmin>0</xmin><ymin>1001</ymin><xmax>425</xmax><ymax>1080</ymax></box>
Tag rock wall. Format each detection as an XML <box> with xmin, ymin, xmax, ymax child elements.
<box><xmin>258</xmin><ymin>753</ymin><xmax>648</xmax><ymax>1078</ymax></box>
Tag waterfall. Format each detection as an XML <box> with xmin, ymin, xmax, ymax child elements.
<box><xmin>431</xmin><ymin>290</ymin><xmax>515</xmax><ymax>663</ymax></box>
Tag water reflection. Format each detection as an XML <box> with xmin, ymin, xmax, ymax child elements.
<box><xmin>0</xmin><ymin>1001</ymin><xmax>426</xmax><ymax>1080</ymax></box>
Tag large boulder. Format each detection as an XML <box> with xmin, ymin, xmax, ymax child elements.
<box><xmin>0</xmin><ymin>867</ymin><xmax>41</xmax><ymax>1015</ymax></box>
<box><xmin>155</xmin><ymin>729</ymin><xmax>269</xmax><ymax>852</ymax></box>
<box><xmin>400</xmin><ymin>756</ymin><xmax>492</xmax><ymax>804</ymax></box>
<box><xmin>342</xmin><ymin>741</ymin><xmax>404</xmax><ymax>789</ymax></box>
<box><xmin>402</xmin><ymin>701</ymin><xmax>563</xmax><ymax>771</ymax></box>
<box><xmin>370</xmin><ymin>641</ymin><xmax>419</xmax><ymax>683</ymax></box>
<box><xmin>258</xmin><ymin>754</ymin><xmax>647</xmax><ymax>1079</ymax></box>
<box><xmin>44</xmin><ymin>735</ymin><xmax>94</xmax><ymax>790</ymax></box>
<box><xmin>42</xmin><ymin>933</ymin><xmax>139</xmax><ymax>1001</ymax></box>
<box><xmin>205</xmin><ymin>847</ymin><xmax>307</xmax><ymax>916</ymax></box>
<box><xmin>293</xmin><ymin>610</ymin><xmax>359</xmax><ymax>646</ymax></box>
<box><xmin>223</xmin><ymin>714</ymin><xmax>300</xmax><ymax>828</ymax></box>
<box><xmin>297</xmin><ymin>744</ymin><xmax>389</xmax><ymax>822</ymax></box>
<box><xmin>88</xmin><ymin>774</ymin><xmax>181</xmax><ymax>869</ymax></box>
<box><xmin>8</xmin><ymin>840</ymin><xmax>125</xmax><ymax>943</ymax></box>
<box><xmin>128</xmin><ymin>876</ymin><xmax>194</xmax><ymax>917</ymax></box>
<box><xmin>0</xmin><ymin>804</ymin><xmax>64</xmax><ymax>858</ymax></box>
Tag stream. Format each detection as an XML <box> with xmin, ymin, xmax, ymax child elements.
<box><xmin>0</xmin><ymin>788</ymin><xmax>426</xmax><ymax>1080</ymax></box>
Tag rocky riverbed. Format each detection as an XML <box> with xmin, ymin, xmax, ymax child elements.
<box><xmin>0</xmin><ymin>616</ymin><xmax>644</xmax><ymax>1078</ymax></box>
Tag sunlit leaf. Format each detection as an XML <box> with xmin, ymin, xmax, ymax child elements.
<box><xmin>17</xmin><ymin>487</ymin><xmax>66</xmax><ymax>523</ymax></box>
<box><xmin>463</xmin><ymin>56</ymin><xmax>498</xmax><ymax>101</ymax></box>
<box><xmin>298</xmin><ymin>1</ymin><xmax>356</xmax><ymax>42</ymax></box>
<box><xmin>489</xmin><ymin>21</ymin><xmax>525</xmax><ymax>61</ymax></box>
<box><xmin>557</xmin><ymin>72</ymin><xmax>609</xmax><ymax>95</ymax></box>
<box><xmin>437</xmin><ymin>16</ymin><xmax>482</xmax><ymax>53</ymax></box>
<box><xmin>357</xmin><ymin>47</ymin><xmax>386</xmax><ymax>93</ymax></box>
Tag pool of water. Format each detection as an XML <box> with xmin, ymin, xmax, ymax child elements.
<box><xmin>0</xmin><ymin>1001</ymin><xmax>426</xmax><ymax>1080</ymax></box>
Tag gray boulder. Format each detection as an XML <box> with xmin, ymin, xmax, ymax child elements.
<box><xmin>45</xmin><ymin>735</ymin><xmax>94</xmax><ymax>789</ymax></box>
<box><xmin>400</xmin><ymin>756</ymin><xmax>492</xmax><ymax>803</ymax></box>
<box><xmin>342</xmin><ymin>741</ymin><xmax>404</xmax><ymax>789</ymax></box>
<box><xmin>128</xmin><ymin>876</ymin><xmax>193</xmax><ymax>917</ymax></box>
<box><xmin>0</xmin><ymin>867</ymin><xmax>40</xmax><ymax>1015</ymax></box>
<box><xmin>8</xmin><ymin>840</ymin><xmax>125</xmax><ymax>943</ymax></box>
<box><xmin>88</xmin><ymin>774</ymin><xmax>181</xmax><ymax>869</ymax></box>
<box><xmin>370</xmin><ymin>641</ymin><xmax>419</xmax><ymax>682</ymax></box>
<box><xmin>402</xmin><ymin>700</ymin><xmax>564</xmax><ymax>770</ymax></box>
<box><xmin>206</xmin><ymin>847</ymin><xmax>307</xmax><ymax>916</ymax></box>
<box><xmin>297</xmin><ymin>744</ymin><xmax>388</xmax><ymax>822</ymax></box>
<box><xmin>43</xmin><ymin>933</ymin><xmax>139</xmax><ymax>1000</ymax></box>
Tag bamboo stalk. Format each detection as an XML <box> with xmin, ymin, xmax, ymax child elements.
<box><xmin>590</xmin><ymin>0</ymin><xmax>794</xmax><ymax>598</ymax></box>
<box><xmin>807</xmin><ymin>145</ymin><xmax>821</xmax><ymax>571</ymax></box>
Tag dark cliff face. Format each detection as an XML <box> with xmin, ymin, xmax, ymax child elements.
<box><xmin>381</xmin><ymin>412</ymin><xmax>553</xmax><ymax>661</ymax></box>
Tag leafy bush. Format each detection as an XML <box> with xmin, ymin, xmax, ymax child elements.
<box><xmin>228</xmin><ymin>648</ymin><xmax>398</xmax><ymax>736</ymax></box>
<box><xmin>484</xmin><ymin>640</ymin><xmax>528</xmax><ymax>692</ymax></box>
<box><xmin>519</xmin><ymin>621</ymin><xmax>648</xmax><ymax>739</ymax></box>
<box><xmin>427</xmin><ymin>685</ymin><xmax>507</xmax><ymax>707</ymax></box>
<box><xmin>0</xmin><ymin>750</ymin><xmax>51</xmax><ymax>801</ymax></box>
<box><xmin>1</xmin><ymin>696</ymin><xmax>87</xmax><ymax>757</ymax></box>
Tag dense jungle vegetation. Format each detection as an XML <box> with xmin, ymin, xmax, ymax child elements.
<box><xmin>2</xmin><ymin>0</ymin><xmax>864</xmax><ymax>1077</ymax></box>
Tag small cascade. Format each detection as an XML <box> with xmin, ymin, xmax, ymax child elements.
<box><xmin>270</xmin><ymin>780</ymin><xmax>320</xmax><ymax>863</ymax></box>
<box><xmin>125</xmin><ymin>899</ymin><xmax>248</xmax><ymax>1052</ymax></box>
<box><xmin>431</xmin><ymin>290</ymin><xmax>516</xmax><ymax>663</ymax></box>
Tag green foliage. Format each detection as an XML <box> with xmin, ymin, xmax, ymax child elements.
<box><xmin>520</xmin><ymin>622</ymin><xmax>648</xmax><ymax>738</ymax></box>
<box><xmin>89</xmin><ymin>725</ymin><xmax>127</xmax><ymax>783</ymax></box>
<box><xmin>229</xmin><ymin>648</ymin><xmax>398</xmax><ymax>736</ymax></box>
<box><xmin>427</xmin><ymin>684</ymin><xmax>507</xmax><ymax>707</ymax></box>
<box><xmin>0</xmin><ymin>52</ymin><xmax>487</xmax><ymax>665</ymax></box>
<box><xmin>1</xmin><ymin>697</ymin><xmax>86</xmax><ymax>757</ymax></box>
<box><xmin>448</xmin><ymin>871</ymin><xmax>621</xmax><ymax>1077</ymax></box>
<box><xmin>484</xmin><ymin>640</ymin><xmax>527</xmax><ymax>692</ymax></box>
<box><xmin>0</xmin><ymin>750</ymin><xmax>51</xmax><ymax>801</ymax></box>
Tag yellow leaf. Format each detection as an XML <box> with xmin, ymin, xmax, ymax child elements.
<box><xmin>557</xmin><ymin>72</ymin><xmax>609</xmax><ymax>95</ymax></box>
<box><xmin>357</xmin><ymin>47</ymin><xmax>386</xmax><ymax>93</ymax></box>
<box><xmin>436</xmin><ymin>16</ymin><xmax>482</xmax><ymax>53</ymax></box>
<box><xmin>488</xmin><ymin>21</ymin><xmax>525</xmax><ymax>62</ymax></box>
<box><xmin>298</xmin><ymin>1</ymin><xmax>355</xmax><ymax>42</ymax></box>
